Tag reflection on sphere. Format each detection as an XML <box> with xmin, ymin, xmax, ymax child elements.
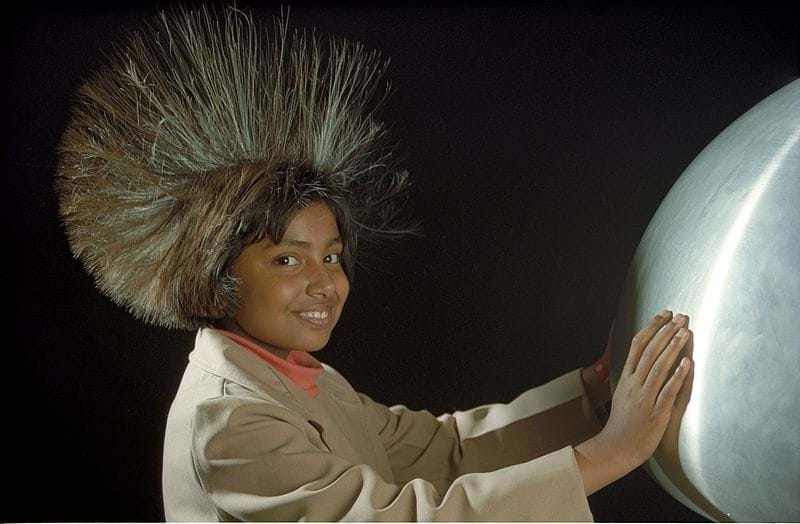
<box><xmin>610</xmin><ymin>78</ymin><xmax>800</xmax><ymax>522</ymax></box>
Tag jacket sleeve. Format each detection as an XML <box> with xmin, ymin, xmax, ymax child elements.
<box><xmin>356</xmin><ymin>367</ymin><xmax>604</xmax><ymax>483</ymax></box>
<box><xmin>191</xmin><ymin>392</ymin><xmax>595</xmax><ymax>521</ymax></box>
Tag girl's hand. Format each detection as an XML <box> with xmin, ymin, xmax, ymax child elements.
<box><xmin>598</xmin><ymin>309</ymin><xmax>693</xmax><ymax>469</ymax></box>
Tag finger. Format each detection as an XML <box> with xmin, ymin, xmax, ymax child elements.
<box><xmin>655</xmin><ymin>356</ymin><xmax>692</xmax><ymax>413</ymax></box>
<box><xmin>642</xmin><ymin>327</ymin><xmax>690</xmax><ymax>402</ymax></box>
<box><xmin>672</xmin><ymin>330</ymin><xmax>695</xmax><ymax>415</ymax></box>
<box><xmin>623</xmin><ymin>309</ymin><xmax>673</xmax><ymax>376</ymax></box>
<box><xmin>634</xmin><ymin>313</ymin><xmax>688</xmax><ymax>384</ymax></box>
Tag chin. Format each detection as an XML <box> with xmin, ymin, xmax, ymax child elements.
<box><xmin>290</xmin><ymin>333</ymin><xmax>332</xmax><ymax>353</ymax></box>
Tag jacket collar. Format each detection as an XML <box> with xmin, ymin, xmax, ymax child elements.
<box><xmin>188</xmin><ymin>325</ymin><xmax>314</xmax><ymax>417</ymax></box>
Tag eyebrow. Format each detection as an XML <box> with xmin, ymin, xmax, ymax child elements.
<box><xmin>274</xmin><ymin>237</ymin><xmax>343</xmax><ymax>248</ymax></box>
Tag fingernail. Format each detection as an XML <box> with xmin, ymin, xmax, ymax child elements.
<box><xmin>680</xmin><ymin>357</ymin><xmax>691</xmax><ymax>368</ymax></box>
<box><xmin>659</xmin><ymin>309</ymin><xmax>671</xmax><ymax>319</ymax></box>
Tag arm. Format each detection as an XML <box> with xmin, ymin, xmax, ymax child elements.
<box><xmin>358</xmin><ymin>367</ymin><xmax>605</xmax><ymax>483</ymax></box>
<box><xmin>192</xmin><ymin>395</ymin><xmax>595</xmax><ymax>521</ymax></box>
<box><xmin>573</xmin><ymin>431</ymin><xmax>637</xmax><ymax>497</ymax></box>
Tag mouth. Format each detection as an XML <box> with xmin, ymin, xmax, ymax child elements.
<box><xmin>294</xmin><ymin>306</ymin><xmax>334</xmax><ymax>327</ymax></box>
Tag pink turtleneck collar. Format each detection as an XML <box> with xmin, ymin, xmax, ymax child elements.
<box><xmin>212</xmin><ymin>327</ymin><xmax>324</xmax><ymax>399</ymax></box>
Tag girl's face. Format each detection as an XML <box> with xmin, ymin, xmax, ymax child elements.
<box><xmin>218</xmin><ymin>200</ymin><xmax>349</xmax><ymax>360</ymax></box>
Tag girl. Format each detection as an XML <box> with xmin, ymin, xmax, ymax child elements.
<box><xmin>54</xmin><ymin>5</ymin><xmax>693</xmax><ymax>521</ymax></box>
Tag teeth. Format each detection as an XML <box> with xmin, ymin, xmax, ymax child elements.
<box><xmin>300</xmin><ymin>310</ymin><xmax>329</xmax><ymax>319</ymax></box>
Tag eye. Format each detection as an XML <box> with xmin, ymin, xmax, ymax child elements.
<box><xmin>275</xmin><ymin>255</ymin><xmax>300</xmax><ymax>267</ymax></box>
<box><xmin>326</xmin><ymin>253</ymin><xmax>342</xmax><ymax>264</ymax></box>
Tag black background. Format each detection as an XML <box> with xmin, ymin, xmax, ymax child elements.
<box><xmin>5</xmin><ymin>1</ymin><xmax>798</xmax><ymax>521</ymax></box>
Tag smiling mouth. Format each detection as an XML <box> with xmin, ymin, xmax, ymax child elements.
<box><xmin>294</xmin><ymin>308</ymin><xmax>333</xmax><ymax>327</ymax></box>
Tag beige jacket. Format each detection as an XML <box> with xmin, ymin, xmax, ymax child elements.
<box><xmin>162</xmin><ymin>326</ymin><xmax>604</xmax><ymax>521</ymax></box>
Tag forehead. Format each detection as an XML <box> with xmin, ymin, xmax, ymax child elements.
<box><xmin>242</xmin><ymin>203</ymin><xmax>342</xmax><ymax>254</ymax></box>
<box><xmin>248</xmin><ymin>201</ymin><xmax>342</xmax><ymax>252</ymax></box>
<box><xmin>258</xmin><ymin>202</ymin><xmax>342</xmax><ymax>251</ymax></box>
<box><xmin>285</xmin><ymin>201</ymin><xmax>339</xmax><ymax>234</ymax></box>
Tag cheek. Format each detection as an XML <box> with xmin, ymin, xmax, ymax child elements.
<box><xmin>336</xmin><ymin>272</ymin><xmax>350</xmax><ymax>302</ymax></box>
<box><xmin>264</xmin><ymin>277</ymin><xmax>303</xmax><ymax>311</ymax></box>
<box><xmin>242</xmin><ymin>271</ymin><xmax>296</xmax><ymax>313</ymax></box>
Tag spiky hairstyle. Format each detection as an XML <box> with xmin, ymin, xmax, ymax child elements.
<box><xmin>54</xmin><ymin>5</ymin><xmax>420</xmax><ymax>331</ymax></box>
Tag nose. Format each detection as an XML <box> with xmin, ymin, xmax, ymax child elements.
<box><xmin>306</xmin><ymin>258</ymin><xmax>336</xmax><ymax>297</ymax></box>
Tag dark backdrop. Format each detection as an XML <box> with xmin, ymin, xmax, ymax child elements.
<box><xmin>5</xmin><ymin>1</ymin><xmax>798</xmax><ymax>521</ymax></box>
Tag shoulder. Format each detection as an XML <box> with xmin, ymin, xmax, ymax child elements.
<box><xmin>192</xmin><ymin>390</ymin><xmax>309</xmax><ymax>437</ymax></box>
<box><xmin>169</xmin><ymin>361</ymin><xmax>306</xmax><ymax>435</ymax></box>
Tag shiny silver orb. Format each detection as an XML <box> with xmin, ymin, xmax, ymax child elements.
<box><xmin>610</xmin><ymin>78</ymin><xmax>800</xmax><ymax>522</ymax></box>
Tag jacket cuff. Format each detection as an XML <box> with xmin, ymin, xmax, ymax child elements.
<box><xmin>492</xmin><ymin>444</ymin><xmax>594</xmax><ymax>521</ymax></box>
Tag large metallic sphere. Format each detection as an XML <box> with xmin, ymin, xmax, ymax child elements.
<box><xmin>609</xmin><ymin>78</ymin><xmax>800</xmax><ymax>522</ymax></box>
